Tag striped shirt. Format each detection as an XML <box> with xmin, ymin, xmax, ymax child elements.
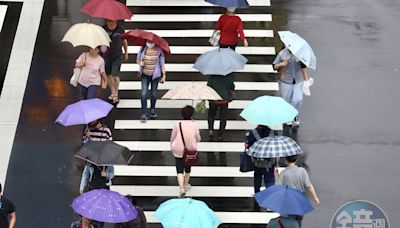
<box><xmin>83</xmin><ymin>124</ymin><xmax>113</xmax><ymax>143</ymax></box>
<box><xmin>142</xmin><ymin>48</ymin><xmax>158</xmax><ymax>76</ymax></box>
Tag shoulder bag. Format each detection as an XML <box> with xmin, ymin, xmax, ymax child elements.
<box><xmin>179</xmin><ymin>122</ymin><xmax>199</xmax><ymax>166</ymax></box>
<box><xmin>70</xmin><ymin>53</ymin><xmax>86</xmax><ymax>87</ymax></box>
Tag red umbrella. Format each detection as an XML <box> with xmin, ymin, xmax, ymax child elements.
<box><xmin>81</xmin><ymin>0</ymin><xmax>133</xmax><ymax>20</ymax></box>
<box><xmin>121</xmin><ymin>29</ymin><xmax>171</xmax><ymax>54</ymax></box>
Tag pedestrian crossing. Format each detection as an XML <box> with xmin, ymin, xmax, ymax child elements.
<box><xmin>112</xmin><ymin>1</ymin><xmax>280</xmax><ymax>226</ymax></box>
<box><xmin>0</xmin><ymin>5</ymin><xmax>7</xmax><ymax>32</ymax></box>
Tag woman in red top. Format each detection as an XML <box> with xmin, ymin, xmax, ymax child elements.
<box><xmin>215</xmin><ymin>7</ymin><xmax>248</xmax><ymax>50</ymax></box>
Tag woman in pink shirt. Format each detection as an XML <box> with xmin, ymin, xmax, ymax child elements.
<box><xmin>75</xmin><ymin>46</ymin><xmax>107</xmax><ymax>100</ymax></box>
<box><xmin>170</xmin><ymin>106</ymin><xmax>201</xmax><ymax>197</ymax></box>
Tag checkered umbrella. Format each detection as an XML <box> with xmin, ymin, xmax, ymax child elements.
<box><xmin>247</xmin><ymin>136</ymin><xmax>303</xmax><ymax>158</ymax></box>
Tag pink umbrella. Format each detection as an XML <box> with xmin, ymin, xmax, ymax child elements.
<box><xmin>122</xmin><ymin>29</ymin><xmax>171</xmax><ymax>55</ymax></box>
<box><xmin>81</xmin><ymin>0</ymin><xmax>133</xmax><ymax>21</ymax></box>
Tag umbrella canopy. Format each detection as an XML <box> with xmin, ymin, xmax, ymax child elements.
<box><xmin>240</xmin><ymin>96</ymin><xmax>298</xmax><ymax>126</ymax></box>
<box><xmin>121</xmin><ymin>29</ymin><xmax>171</xmax><ymax>54</ymax></box>
<box><xmin>62</xmin><ymin>22</ymin><xmax>111</xmax><ymax>48</ymax></box>
<box><xmin>247</xmin><ymin>136</ymin><xmax>303</xmax><ymax>158</ymax></box>
<box><xmin>155</xmin><ymin>198</ymin><xmax>222</xmax><ymax>228</ymax></box>
<box><xmin>162</xmin><ymin>83</ymin><xmax>222</xmax><ymax>100</ymax></box>
<box><xmin>255</xmin><ymin>185</ymin><xmax>314</xmax><ymax>216</ymax></box>
<box><xmin>55</xmin><ymin>98</ymin><xmax>113</xmax><ymax>126</ymax></box>
<box><xmin>205</xmin><ymin>0</ymin><xmax>250</xmax><ymax>8</ymax></box>
<box><xmin>278</xmin><ymin>31</ymin><xmax>316</xmax><ymax>70</ymax></box>
<box><xmin>72</xmin><ymin>189</ymin><xmax>138</xmax><ymax>223</ymax></box>
<box><xmin>80</xmin><ymin>0</ymin><xmax>133</xmax><ymax>20</ymax></box>
<box><xmin>75</xmin><ymin>141</ymin><xmax>134</xmax><ymax>166</ymax></box>
<box><xmin>193</xmin><ymin>48</ymin><xmax>247</xmax><ymax>75</ymax></box>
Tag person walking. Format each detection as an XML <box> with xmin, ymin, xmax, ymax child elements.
<box><xmin>0</xmin><ymin>183</ymin><xmax>16</xmax><ymax>228</ymax></box>
<box><xmin>170</xmin><ymin>106</ymin><xmax>201</xmax><ymax>197</ymax></box>
<box><xmin>102</xmin><ymin>19</ymin><xmax>128</xmax><ymax>104</ymax></box>
<box><xmin>276</xmin><ymin>155</ymin><xmax>320</xmax><ymax>227</ymax></box>
<box><xmin>207</xmin><ymin>74</ymin><xmax>235</xmax><ymax>141</ymax></box>
<box><xmin>114</xmin><ymin>195</ymin><xmax>148</xmax><ymax>228</ymax></box>
<box><xmin>273</xmin><ymin>46</ymin><xmax>309</xmax><ymax>127</ymax></box>
<box><xmin>75</xmin><ymin>46</ymin><xmax>107</xmax><ymax>100</ymax></box>
<box><xmin>82</xmin><ymin>119</ymin><xmax>113</xmax><ymax>144</ymax></box>
<box><xmin>245</xmin><ymin>125</ymin><xmax>276</xmax><ymax>194</ymax></box>
<box><xmin>136</xmin><ymin>40</ymin><xmax>167</xmax><ymax>122</ymax></box>
<box><xmin>215</xmin><ymin>7</ymin><xmax>248</xmax><ymax>50</ymax></box>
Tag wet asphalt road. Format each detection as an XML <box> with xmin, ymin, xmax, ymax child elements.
<box><xmin>3</xmin><ymin>0</ymin><xmax>400</xmax><ymax>227</ymax></box>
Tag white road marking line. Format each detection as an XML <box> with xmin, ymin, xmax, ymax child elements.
<box><xmin>114</xmin><ymin>165</ymin><xmax>284</xmax><ymax>177</ymax></box>
<box><xmin>121</xmin><ymin>63</ymin><xmax>275</xmax><ymax>73</ymax></box>
<box><xmin>119</xmin><ymin>81</ymin><xmax>278</xmax><ymax>91</ymax></box>
<box><xmin>114</xmin><ymin>120</ymin><xmax>282</xmax><ymax>131</ymax></box>
<box><xmin>0</xmin><ymin>0</ymin><xmax>44</xmax><ymax>187</ymax></box>
<box><xmin>0</xmin><ymin>5</ymin><xmax>7</xmax><ymax>32</ymax></box>
<box><xmin>112</xmin><ymin>185</ymin><xmax>259</xmax><ymax>197</ymax></box>
<box><xmin>127</xmin><ymin>46</ymin><xmax>276</xmax><ymax>55</ymax></box>
<box><xmin>127</xmin><ymin>0</ymin><xmax>271</xmax><ymax>7</ymax></box>
<box><xmin>116</xmin><ymin>141</ymin><xmax>247</xmax><ymax>152</ymax></box>
<box><xmin>124</xmin><ymin>29</ymin><xmax>273</xmax><ymax>37</ymax></box>
<box><xmin>127</xmin><ymin>14</ymin><xmax>272</xmax><ymax>22</ymax></box>
<box><xmin>143</xmin><ymin>211</ymin><xmax>279</xmax><ymax>224</ymax></box>
<box><xmin>117</xmin><ymin>99</ymin><xmax>252</xmax><ymax>109</ymax></box>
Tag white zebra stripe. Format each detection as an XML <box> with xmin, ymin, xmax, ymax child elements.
<box><xmin>128</xmin><ymin>14</ymin><xmax>272</xmax><ymax>22</ymax></box>
<box><xmin>119</xmin><ymin>81</ymin><xmax>278</xmax><ymax>91</ymax></box>
<box><xmin>116</xmin><ymin>141</ymin><xmax>246</xmax><ymax>152</ymax></box>
<box><xmin>126</xmin><ymin>0</ymin><xmax>271</xmax><ymax>7</ymax></box>
<box><xmin>124</xmin><ymin>29</ymin><xmax>273</xmax><ymax>37</ymax></box>
<box><xmin>127</xmin><ymin>46</ymin><xmax>276</xmax><ymax>55</ymax></box>
<box><xmin>121</xmin><ymin>64</ymin><xmax>275</xmax><ymax>73</ymax></box>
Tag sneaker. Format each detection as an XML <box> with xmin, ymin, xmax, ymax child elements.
<box><xmin>140</xmin><ymin>114</ymin><xmax>148</xmax><ymax>123</ymax></box>
<box><xmin>208</xmin><ymin>130</ymin><xmax>214</xmax><ymax>137</ymax></box>
<box><xmin>149</xmin><ymin>109</ymin><xmax>157</xmax><ymax>119</ymax></box>
<box><xmin>217</xmin><ymin>135</ymin><xmax>224</xmax><ymax>141</ymax></box>
<box><xmin>293</xmin><ymin>116</ymin><xmax>300</xmax><ymax>127</ymax></box>
<box><xmin>285</xmin><ymin>121</ymin><xmax>293</xmax><ymax>127</ymax></box>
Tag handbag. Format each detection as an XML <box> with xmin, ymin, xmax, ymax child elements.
<box><xmin>240</xmin><ymin>149</ymin><xmax>254</xmax><ymax>172</ymax></box>
<box><xmin>70</xmin><ymin>53</ymin><xmax>86</xmax><ymax>87</ymax></box>
<box><xmin>179</xmin><ymin>122</ymin><xmax>199</xmax><ymax>166</ymax></box>
<box><xmin>209</xmin><ymin>30</ymin><xmax>221</xmax><ymax>46</ymax></box>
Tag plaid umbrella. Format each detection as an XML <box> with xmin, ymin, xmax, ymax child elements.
<box><xmin>247</xmin><ymin>136</ymin><xmax>303</xmax><ymax>158</ymax></box>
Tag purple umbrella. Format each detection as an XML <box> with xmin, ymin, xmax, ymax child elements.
<box><xmin>55</xmin><ymin>98</ymin><xmax>113</xmax><ymax>126</ymax></box>
<box><xmin>71</xmin><ymin>189</ymin><xmax>138</xmax><ymax>223</ymax></box>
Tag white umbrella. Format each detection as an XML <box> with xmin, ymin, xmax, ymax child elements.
<box><xmin>162</xmin><ymin>83</ymin><xmax>222</xmax><ymax>100</ymax></box>
<box><xmin>62</xmin><ymin>22</ymin><xmax>111</xmax><ymax>48</ymax></box>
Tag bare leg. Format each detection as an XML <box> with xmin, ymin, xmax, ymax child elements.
<box><xmin>177</xmin><ymin>174</ymin><xmax>185</xmax><ymax>197</ymax></box>
<box><xmin>113</xmin><ymin>76</ymin><xmax>120</xmax><ymax>99</ymax></box>
<box><xmin>107</xmin><ymin>75</ymin><xmax>115</xmax><ymax>99</ymax></box>
<box><xmin>184</xmin><ymin>172</ymin><xmax>191</xmax><ymax>191</ymax></box>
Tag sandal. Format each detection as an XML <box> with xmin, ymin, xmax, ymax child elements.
<box><xmin>112</xmin><ymin>96</ymin><xmax>119</xmax><ymax>104</ymax></box>
<box><xmin>179</xmin><ymin>188</ymin><xmax>186</xmax><ymax>198</ymax></box>
<box><xmin>184</xmin><ymin>184</ymin><xmax>191</xmax><ymax>192</ymax></box>
<box><xmin>108</xmin><ymin>94</ymin><xmax>115</xmax><ymax>101</ymax></box>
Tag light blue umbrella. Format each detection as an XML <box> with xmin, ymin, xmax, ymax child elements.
<box><xmin>278</xmin><ymin>31</ymin><xmax>317</xmax><ymax>70</ymax></box>
<box><xmin>240</xmin><ymin>95</ymin><xmax>298</xmax><ymax>126</ymax></box>
<box><xmin>155</xmin><ymin>198</ymin><xmax>222</xmax><ymax>228</ymax></box>
<box><xmin>193</xmin><ymin>48</ymin><xmax>248</xmax><ymax>75</ymax></box>
<box><xmin>205</xmin><ymin>0</ymin><xmax>250</xmax><ymax>8</ymax></box>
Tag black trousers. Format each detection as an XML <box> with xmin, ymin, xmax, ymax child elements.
<box><xmin>208</xmin><ymin>102</ymin><xmax>229</xmax><ymax>136</ymax></box>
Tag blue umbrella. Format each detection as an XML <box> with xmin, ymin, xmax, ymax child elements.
<box><xmin>255</xmin><ymin>185</ymin><xmax>314</xmax><ymax>216</ymax></box>
<box><xmin>155</xmin><ymin>198</ymin><xmax>222</xmax><ymax>228</ymax></box>
<box><xmin>205</xmin><ymin>0</ymin><xmax>250</xmax><ymax>8</ymax></box>
<box><xmin>278</xmin><ymin>31</ymin><xmax>317</xmax><ymax>70</ymax></box>
<box><xmin>193</xmin><ymin>48</ymin><xmax>248</xmax><ymax>76</ymax></box>
<box><xmin>240</xmin><ymin>95</ymin><xmax>298</xmax><ymax>126</ymax></box>
<box><xmin>55</xmin><ymin>98</ymin><xmax>113</xmax><ymax>126</ymax></box>
<box><xmin>247</xmin><ymin>136</ymin><xmax>303</xmax><ymax>158</ymax></box>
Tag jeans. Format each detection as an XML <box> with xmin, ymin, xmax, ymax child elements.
<box><xmin>208</xmin><ymin>102</ymin><xmax>229</xmax><ymax>136</ymax></box>
<box><xmin>219</xmin><ymin>43</ymin><xmax>237</xmax><ymax>50</ymax></box>
<box><xmin>78</xmin><ymin>84</ymin><xmax>100</xmax><ymax>100</ymax></box>
<box><xmin>253</xmin><ymin>166</ymin><xmax>275</xmax><ymax>193</ymax></box>
<box><xmin>141</xmin><ymin>75</ymin><xmax>160</xmax><ymax>115</ymax></box>
<box><xmin>280</xmin><ymin>81</ymin><xmax>304</xmax><ymax>111</ymax></box>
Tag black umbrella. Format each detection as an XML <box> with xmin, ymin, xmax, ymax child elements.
<box><xmin>75</xmin><ymin>141</ymin><xmax>133</xmax><ymax>166</ymax></box>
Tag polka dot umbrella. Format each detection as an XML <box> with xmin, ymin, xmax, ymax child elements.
<box><xmin>71</xmin><ymin>189</ymin><xmax>138</xmax><ymax>223</ymax></box>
